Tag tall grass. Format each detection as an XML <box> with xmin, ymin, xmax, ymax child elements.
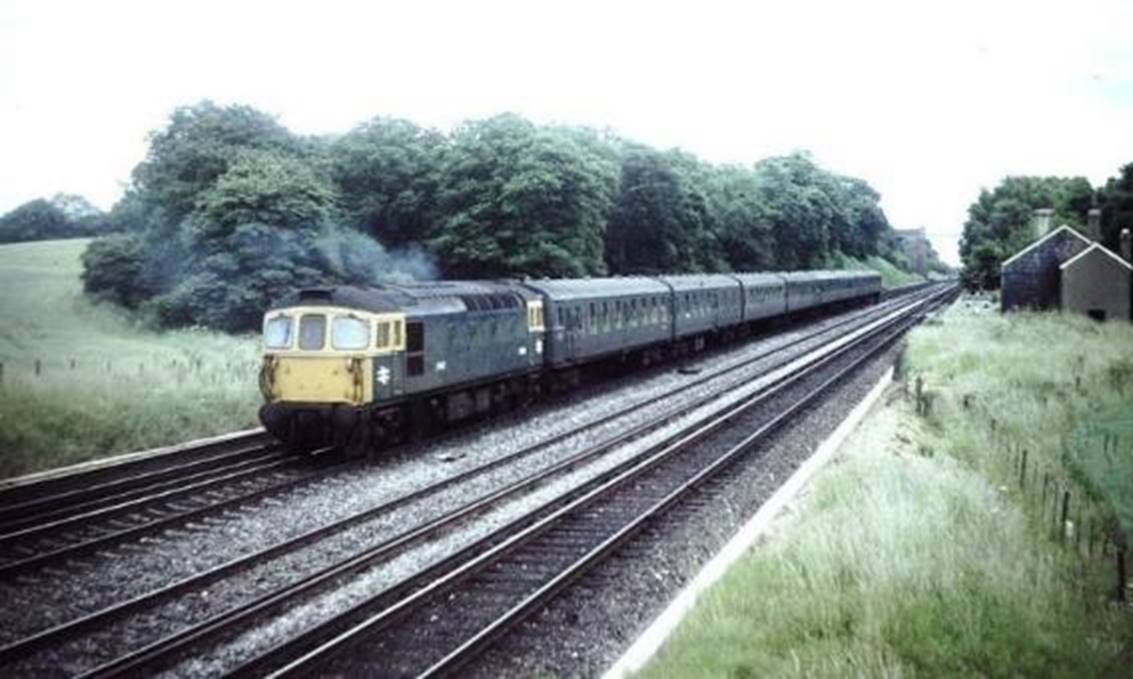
<box><xmin>0</xmin><ymin>239</ymin><xmax>261</xmax><ymax>478</ymax></box>
<box><xmin>637</xmin><ymin>306</ymin><xmax>1133</xmax><ymax>678</ymax></box>
<box><xmin>1067</xmin><ymin>403</ymin><xmax>1133</xmax><ymax>546</ymax></box>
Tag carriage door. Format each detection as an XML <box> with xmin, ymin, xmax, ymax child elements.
<box><xmin>563</xmin><ymin>305</ymin><xmax>577</xmax><ymax>359</ymax></box>
<box><xmin>406</xmin><ymin>321</ymin><xmax>426</xmax><ymax>380</ymax></box>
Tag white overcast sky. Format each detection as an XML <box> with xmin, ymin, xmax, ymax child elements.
<box><xmin>3</xmin><ymin>0</ymin><xmax>1133</xmax><ymax>264</ymax></box>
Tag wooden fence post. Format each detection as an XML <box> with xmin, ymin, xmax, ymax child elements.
<box><xmin>1118</xmin><ymin>549</ymin><xmax>1127</xmax><ymax>602</ymax></box>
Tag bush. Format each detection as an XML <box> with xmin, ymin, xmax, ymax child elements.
<box><xmin>80</xmin><ymin>233</ymin><xmax>151</xmax><ymax>307</ymax></box>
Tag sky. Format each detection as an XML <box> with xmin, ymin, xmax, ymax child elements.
<box><xmin>2</xmin><ymin>0</ymin><xmax>1132</xmax><ymax>265</ymax></box>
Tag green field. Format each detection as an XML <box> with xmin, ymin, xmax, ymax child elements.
<box><xmin>0</xmin><ymin>239</ymin><xmax>261</xmax><ymax>478</ymax></box>
<box><xmin>637</xmin><ymin>306</ymin><xmax>1133</xmax><ymax>678</ymax></box>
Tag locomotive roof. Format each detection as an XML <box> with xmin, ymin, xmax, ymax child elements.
<box><xmin>522</xmin><ymin>277</ymin><xmax>670</xmax><ymax>301</ymax></box>
<box><xmin>273</xmin><ymin>286</ymin><xmax>407</xmax><ymax>313</ymax></box>
<box><xmin>271</xmin><ymin>281</ymin><xmax>537</xmax><ymax>316</ymax></box>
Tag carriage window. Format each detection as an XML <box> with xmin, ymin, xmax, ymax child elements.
<box><xmin>264</xmin><ymin>316</ymin><xmax>292</xmax><ymax>349</ymax></box>
<box><xmin>376</xmin><ymin>321</ymin><xmax>391</xmax><ymax>349</ymax></box>
<box><xmin>298</xmin><ymin>314</ymin><xmax>326</xmax><ymax>350</ymax></box>
<box><xmin>333</xmin><ymin>315</ymin><xmax>369</xmax><ymax>350</ymax></box>
<box><xmin>393</xmin><ymin>320</ymin><xmax>403</xmax><ymax>348</ymax></box>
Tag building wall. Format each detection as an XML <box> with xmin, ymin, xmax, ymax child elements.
<box><xmin>1001</xmin><ymin>230</ymin><xmax>1090</xmax><ymax>312</ymax></box>
<box><xmin>1061</xmin><ymin>249</ymin><xmax>1132</xmax><ymax>321</ymax></box>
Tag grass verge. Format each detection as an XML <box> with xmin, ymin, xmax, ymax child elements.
<box><xmin>635</xmin><ymin>305</ymin><xmax>1133</xmax><ymax>678</ymax></box>
<box><xmin>0</xmin><ymin>239</ymin><xmax>261</xmax><ymax>478</ymax></box>
<box><xmin>831</xmin><ymin>251</ymin><xmax>925</xmax><ymax>289</ymax></box>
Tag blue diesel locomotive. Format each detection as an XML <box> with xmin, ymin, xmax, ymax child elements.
<box><xmin>257</xmin><ymin>270</ymin><xmax>881</xmax><ymax>451</ymax></box>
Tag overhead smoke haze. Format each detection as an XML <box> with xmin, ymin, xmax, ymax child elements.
<box><xmin>315</xmin><ymin>227</ymin><xmax>439</xmax><ymax>285</ymax></box>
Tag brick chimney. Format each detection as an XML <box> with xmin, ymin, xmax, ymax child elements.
<box><xmin>1033</xmin><ymin>208</ymin><xmax>1054</xmax><ymax>239</ymax></box>
<box><xmin>1122</xmin><ymin>228</ymin><xmax>1132</xmax><ymax>263</ymax></box>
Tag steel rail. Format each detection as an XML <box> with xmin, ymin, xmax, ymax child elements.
<box><xmin>422</xmin><ymin>287</ymin><xmax>958</xmax><ymax>677</ymax></box>
<box><xmin>232</xmin><ymin>288</ymin><xmax>955</xmax><ymax>678</ymax></box>
<box><xmin>0</xmin><ymin>431</ymin><xmax>272</xmax><ymax>512</ymax></box>
<box><xmin>0</xmin><ymin>449</ymin><xmax>338</xmax><ymax>579</ymax></box>
<box><xmin>0</xmin><ymin>445</ymin><xmax>286</xmax><ymax>534</ymax></box>
<box><xmin>61</xmin><ymin>288</ymin><xmax>946</xmax><ymax>677</ymax></box>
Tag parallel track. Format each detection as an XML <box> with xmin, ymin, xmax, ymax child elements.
<box><xmin>0</xmin><ymin>283</ymin><xmax>950</xmax><ymax>676</ymax></box>
<box><xmin>33</xmin><ymin>285</ymin><xmax>955</xmax><ymax>678</ymax></box>
<box><xmin>240</xmin><ymin>285</ymin><xmax>957</xmax><ymax>678</ymax></box>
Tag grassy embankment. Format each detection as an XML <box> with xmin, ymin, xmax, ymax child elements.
<box><xmin>831</xmin><ymin>251</ymin><xmax>926</xmax><ymax>288</ymax></box>
<box><xmin>0</xmin><ymin>239</ymin><xmax>260</xmax><ymax>479</ymax></box>
<box><xmin>637</xmin><ymin>306</ymin><xmax>1133</xmax><ymax>677</ymax></box>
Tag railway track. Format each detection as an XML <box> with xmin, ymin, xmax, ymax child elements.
<box><xmin>0</xmin><ymin>282</ymin><xmax>934</xmax><ymax>571</ymax></box>
<box><xmin>0</xmin><ymin>434</ymin><xmax>342</xmax><ymax>580</ymax></box>
<box><xmin>232</xmin><ymin>285</ymin><xmax>957</xmax><ymax>677</ymax></box>
<box><xmin>0</xmin><ymin>284</ymin><xmax>954</xmax><ymax>676</ymax></box>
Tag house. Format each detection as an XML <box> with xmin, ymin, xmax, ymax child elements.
<box><xmin>1000</xmin><ymin>211</ymin><xmax>1132</xmax><ymax>321</ymax></box>
<box><xmin>1000</xmin><ymin>225</ymin><xmax>1091</xmax><ymax>312</ymax></box>
<box><xmin>1060</xmin><ymin>243</ymin><xmax>1132</xmax><ymax>322</ymax></box>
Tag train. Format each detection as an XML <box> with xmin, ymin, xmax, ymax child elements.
<box><xmin>257</xmin><ymin>270</ymin><xmax>882</xmax><ymax>452</ymax></box>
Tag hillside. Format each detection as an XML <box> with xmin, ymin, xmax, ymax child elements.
<box><xmin>0</xmin><ymin>239</ymin><xmax>261</xmax><ymax>478</ymax></box>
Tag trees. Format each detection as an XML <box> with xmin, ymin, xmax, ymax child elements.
<box><xmin>959</xmin><ymin>176</ymin><xmax>1095</xmax><ymax>289</ymax></box>
<box><xmin>193</xmin><ymin>151</ymin><xmax>337</xmax><ymax>241</ymax></box>
<box><xmin>1098</xmin><ymin>163</ymin><xmax>1133</xmax><ymax>251</ymax></box>
<box><xmin>606</xmin><ymin>146</ymin><xmax>727</xmax><ymax>274</ymax></box>
<box><xmin>750</xmin><ymin>153</ymin><xmax>837</xmax><ymax>270</ymax></box>
<box><xmin>328</xmin><ymin>118</ymin><xmax>444</xmax><ymax>247</ymax></box>
<box><xmin>431</xmin><ymin>114</ymin><xmax>616</xmax><ymax>278</ymax></box>
<box><xmin>81</xmin><ymin>101</ymin><xmax>384</xmax><ymax>332</ymax></box>
<box><xmin>0</xmin><ymin>195</ymin><xmax>109</xmax><ymax>243</ymax></box>
<box><xmin>80</xmin><ymin>101</ymin><xmax>915</xmax><ymax>332</ymax></box>
<box><xmin>709</xmin><ymin>164</ymin><xmax>775</xmax><ymax>272</ymax></box>
<box><xmin>130</xmin><ymin>101</ymin><xmax>300</xmax><ymax>225</ymax></box>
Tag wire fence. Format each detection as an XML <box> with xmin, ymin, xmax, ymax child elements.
<box><xmin>918</xmin><ymin>380</ymin><xmax>1129</xmax><ymax>603</ymax></box>
<box><xmin>0</xmin><ymin>356</ymin><xmax>260</xmax><ymax>390</ymax></box>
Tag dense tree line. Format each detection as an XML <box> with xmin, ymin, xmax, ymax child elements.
<box><xmin>0</xmin><ymin>194</ymin><xmax>111</xmax><ymax>243</ymax></box>
<box><xmin>958</xmin><ymin>169</ymin><xmax>1131</xmax><ymax>289</ymax></box>
<box><xmin>80</xmin><ymin>101</ymin><xmax>910</xmax><ymax>332</ymax></box>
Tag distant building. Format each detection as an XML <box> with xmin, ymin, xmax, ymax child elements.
<box><xmin>1001</xmin><ymin>212</ymin><xmax>1132</xmax><ymax>321</ymax></box>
